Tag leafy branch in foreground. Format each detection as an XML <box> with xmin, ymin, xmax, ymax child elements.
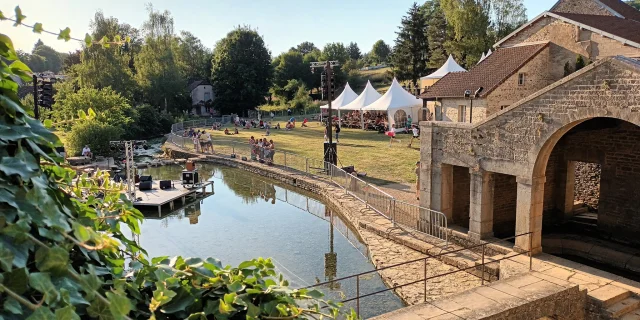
<box><xmin>0</xmin><ymin>12</ymin><xmax>356</xmax><ymax>320</ymax></box>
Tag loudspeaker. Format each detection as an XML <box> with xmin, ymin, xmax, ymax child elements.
<box><xmin>159</xmin><ymin>180</ymin><xmax>172</xmax><ymax>190</ymax></box>
<box><xmin>182</xmin><ymin>171</ymin><xmax>199</xmax><ymax>185</ymax></box>
<box><xmin>139</xmin><ymin>181</ymin><xmax>153</xmax><ymax>191</ymax></box>
<box><xmin>241</xmin><ymin>156</ymin><xmax>247</xmax><ymax>161</ymax></box>
<box><xmin>140</xmin><ymin>175</ymin><xmax>152</xmax><ymax>182</ymax></box>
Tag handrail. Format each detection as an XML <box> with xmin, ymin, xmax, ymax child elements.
<box><xmin>167</xmin><ymin>120</ymin><xmax>449</xmax><ymax>244</ymax></box>
<box><xmin>305</xmin><ymin>232</ymin><xmax>534</xmax><ymax>317</ymax></box>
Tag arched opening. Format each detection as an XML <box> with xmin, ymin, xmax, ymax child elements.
<box><xmin>393</xmin><ymin>110</ymin><xmax>407</xmax><ymax>128</ymax></box>
<box><xmin>532</xmin><ymin>117</ymin><xmax>640</xmax><ymax>276</ymax></box>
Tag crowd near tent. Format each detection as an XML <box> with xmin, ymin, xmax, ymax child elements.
<box><xmin>320</xmin><ymin>82</ymin><xmax>358</xmax><ymax>110</ymax></box>
<box><xmin>340</xmin><ymin>81</ymin><xmax>382</xmax><ymax>111</ymax></box>
<box><xmin>362</xmin><ymin>78</ymin><xmax>422</xmax><ymax>130</ymax></box>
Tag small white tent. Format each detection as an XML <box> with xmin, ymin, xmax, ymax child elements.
<box><xmin>339</xmin><ymin>81</ymin><xmax>382</xmax><ymax>111</ymax></box>
<box><xmin>320</xmin><ymin>82</ymin><xmax>358</xmax><ymax>109</ymax></box>
<box><xmin>362</xmin><ymin>78</ymin><xmax>422</xmax><ymax>131</ymax></box>
<box><xmin>420</xmin><ymin>54</ymin><xmax>467</xmax><ymax>80</ymax></box>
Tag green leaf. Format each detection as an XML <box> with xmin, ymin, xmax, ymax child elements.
<box><xmin>100</xmin><ymin>36</ymin><xmax>110</xmax><ymax>48</ymax></box>
<box><xmin>26</xmin><ymin>307</ymin><xmax>55</xmax><ymax>320</ymax></box>
<box><xmin>29</xmin><ymin>272</ymin><xmax>59</xmax><ymax>305</ymax></box>
<box><xmin>58</xmin><ymin>27</ymin><xmax>71</xmax><ymax>42</ymax></box>
<box><xmin>124</xmin><ymin>36</ymin><xmax>131</xmax><ymax>43</ymax></box>
<box><xmin>246</xmin><ymin>302</ymin><xmax>261</xmax><ymax>320</ymax></box>
<box><xmin>0</xmin><ymin>34</ymin><xmax>18</xmax><ymax>60</ymax></box>
<box><xmin>35</xmin><ymin>247</ymin><xmax>69</xmax><ymax>275</ymax></box>
<box><xmin>0</xmin><ymin>10</ymin><xmax>6</xmax><ymax>20</ymax></box>
<box><xmin>87</xmin><ymin>108</ymin><xmax>96</xmax><ymax>118</ymax></box>
<box><xmin>13</xmin><ymin>6</ymin><xmax>26</xmax><ymax>26</ymax></box>
<box><xmin>77</xmin><ymin>110</ymin><xmax>87</xmax><ymax>120</ymax></box>
<box><xmin>218</xmin><ymin>299</ymin><xmax>236</xmax><ymax>314</ymax></box>
<box><xmin>151</xmin><ymin>256</ymin><xmax>169</xmax><ymax>264</ymax></box>
<box><xmin>87</xmin><ymin>298</ymin><xmax>114</xmax><ymax>320</ymax></box>
<box><xmin>227</xmin><ymin>280</ymin><xmax>245</xmax><ymax>292</ymax></box>
<box><xmin>4</xmin><ymin>267</ymin><xmax>28</xmax><ymax>294</ymax></box>
<box><xmin>0</xmin><ymin>244</ymin><xmax>14</xmax><ymax>271</ymax></box>
<box><xmin>33</xmin><ymin>22</ymin><xmax>44</xmax><ymax>34</ymax></box>
<box><xmin>4</xmin><ymin>297</ymin><xmax>22</xmax><ymax>314</ymax></box>
<box><xmin>9</xmin><ymin>60</ymin><xmax>33</xmax><ymax>81</ymax></box>
<box><xmin>84</xmin><ymin>33</ymin><xmax>93</xmax><ymax>48</ymax></box>
<box><xmin>106</xmin><ymin>291</ymin><xmax>132</xmax><ymax>318</ymax></box>
<box><xmin>238</xmin><ymin>260</ymin><xmax>255</xmax><ymax>269</ymax></box>
<box><xmin>306</xmin><ymin>289</ymin><xmax>324</xmax><ymax>299</ymax></box>
<box><xmin>186</xmin><ymin>313</ymin><xmax>206</xmax><ymax>320</ymax></box>
<box><xmin>43</xmin><ymin>119</ymin><xmax>53</xmax><ymax>128</ymax></box>
<box><xmin>55</xmin><ymin>306</ymin><xmax>80</xmax><ymax>320</ymax></box>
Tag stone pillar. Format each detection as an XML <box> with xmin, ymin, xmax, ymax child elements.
<box><xmin>437</xmin><ymin>164</ymin><xmax>453</xmax><ymax>221</ymax></box>
<box><xmin>468</xmin><ymin>169</ymin><xmax>495</xmax><ymax>240</ymax></box>
<box><xmin>562</xmin><ymin>161</ymin><xmax>576</xmax><ymax>220</ymax></box>
<box><xmin>514</xmin><ymin>176</ymin><xmax>546</xmax><ymax>255</ymax></box>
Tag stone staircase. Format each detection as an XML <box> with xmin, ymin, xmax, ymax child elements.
<box><xmin>568</xmin><ymin>203</ymin><xmax>599</xmax><ymax>235</ymax></box>
<box><xmin>589</xmin><ymin>285</ymin><xmax>640</xmax><ymax>319</ymax></box>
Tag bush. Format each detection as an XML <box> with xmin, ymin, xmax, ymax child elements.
<box><xmin>67</xmin><ymin>119</ymin><xmax>123</xmax><ymax>156</ymax></box>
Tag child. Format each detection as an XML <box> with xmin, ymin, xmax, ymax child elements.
<box><xmin>302</xmin><ymin>118</ymin><xmax>309</xmax><ymax>127</ymax></box>
<box><xmin>408</xmin><ymin>125</ymin><xmax>420</xmax><ymax>148</ymax></box>
<box><xmin>224</xmin><ymin>128</ymin><xmax>231</xmax><ymax>135</ymax></box>
<box><xmin>265</xmin><ymin>127</ymin><xmax>270</xmax><ymax>136</ymax></box>
<box><xmin>385</xmin><ymin>126</ymin><xmax>401</xmax><ymax>147</ymax></box>
<box><xmin>234</xmin><ymin>128</ymin><xmax>239</xmax><ymax>134</ymax></box>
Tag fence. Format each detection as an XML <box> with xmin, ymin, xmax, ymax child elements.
<box><xmin>304</xmin><ymin>232</ymin><xmax>534</xmax><ymax>317</ymax></box>
<box><xmin>167</xmin><ymin>121</ymin><xmax>448</xmax><ymax>244</ymax></box>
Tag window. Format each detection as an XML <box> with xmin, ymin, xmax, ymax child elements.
<box><xmin>518</xmin><ymin>73</ymin><xmax>526</xmax><ymax>85</ymax></box>
<box><xmin>458</xmin><ymin>105</ymin><xmax>466</xmax><ymax>122</ymax></box>
<box><xmin>500</xmin><ymin>105</ymin><xmax>509</xmax><ymax>110</ymax></box>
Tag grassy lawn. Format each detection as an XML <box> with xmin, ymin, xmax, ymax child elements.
<box><xmin>203</xmin><ymin>120</ymin><xmax>420</xmax><ymax>184</ymax></box>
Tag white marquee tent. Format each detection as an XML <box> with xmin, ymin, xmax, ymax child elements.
<box><xmin>339</xmin><ymin>81</ymin><xmax>382</xmax><ymax>111</ymax></box>
<box><xmin>320</xmin><ymin>82</ymin><xmax>358</xmax><ymax>109</ymax></box>
<box><xmin>362</xmin><ymin>78</ymin><xmax>422</xmax><ymax>131</ymax></box>
<box><xmin>420</xmin><ymin>54</ymin><xmax>467</xmax><ymax>80</ymax></box>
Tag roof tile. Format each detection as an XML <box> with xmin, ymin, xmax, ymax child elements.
<box><xmin>553</xmin><ymin>12</ymin><xmax>640</xmax><ymax>45</ymax></box>
<box><xmin>420</xmin><ymin>43</ymin><xmax>549</xmax><ymax>99</ymax></box>
<box><xmin>598</xmin><ymin>0</ymin><xmax>640</xmax><ymax>22</ymax></box>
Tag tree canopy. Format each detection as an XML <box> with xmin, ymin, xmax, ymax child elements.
<box><xmin>211</xmin><ymin>26</ymin><xmax>273</xmax><ymax>114</ymax></box>
<box><xmin>370</xmin><ymin>40</ymin><xmax>392</xmax><ymax>64</ymax></box>
<box><xmin>347</xmin><ymin>42</ymin><xmax>362</xmax><ymax>60</ymax></box>
<box><xmin>391</xmin><ymin>2</ymin><xmax>429</xmax><ymax>86</ymax></box>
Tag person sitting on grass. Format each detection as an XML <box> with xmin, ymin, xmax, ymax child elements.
<box><xmin>224</xmin><ymin>128</ymin><xmax>231</xmax><ymax>135</ymax></box>
<box><xmin>275</xmin><ymin>123</ymin><xmax>281</xmax><ymax>130</ymax></box>
<box><xmin>234</xmin><ymin>127</ymin><xmax>239</xmax><ymax>135</ymax></box>
<box><xmin>285</xmin><ymin>122</ymin><xmax>292</xmax><ymax>131</ymax></box>
<box><xmin>302</xmin><ymin>118</ymin><xmax>309</xmax><ymax>127</ymax></box>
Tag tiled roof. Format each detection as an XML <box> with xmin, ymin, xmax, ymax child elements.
<box><xmin>598</xmin><ymin>0</ymin><xmax>640</xmax><ymax>22</ymax></box>
<box><xmin>187</xmin><ymin>79</ymin><xmax>211</xmax><ymax>92</ymax></box>
<box><xmin>420</xmin><ymin>43</ymin><xmax>549</xmax><ymax>100</ymax></box>
<box><xmin>553</xmin><ymin>12</ymin><xmax>640</xmax><ymax>45</ymax></box>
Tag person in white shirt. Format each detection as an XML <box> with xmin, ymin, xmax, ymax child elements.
<box><xmin>200</xmin><ymin>132</ymin><xmax>213</xmax><ymax>153</ymax></box>
<box><xmin>82</xmin><ymin>145</ymin><xmax>93</xmax><ymax>158</ymax></box>
<box><xmin>408</xmin><ymin>125</ymin><xmax>420</xmax><ymax>148</ymax></box>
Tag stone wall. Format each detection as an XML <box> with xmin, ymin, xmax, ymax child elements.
<box><xmin>574</xmin><ymin>161</ymin><xmax>601</xmax><ymax>210</ymax></box>
<box><xmin>551</xmin><ymin>0</ymin><xmax>614</xmax><ymax>16</ymax></box>
<box><xmin>500</xmin><ymin>17</ymin><xmax>640</xmax><ymax>60</ymax></box>
<box><xmin>486</xmin><ymin>46</ymin><xmax>557</xmax><ymax>116</ymax></box>
<box><xmin>492</xmin><ymin>173</ymin><xmax>517</xmax><ymax>238</ymax></box>
<box><xmin>440</xmin><ymin>98</ymin><xmax>487</xmax><ymax>123</ymax></box>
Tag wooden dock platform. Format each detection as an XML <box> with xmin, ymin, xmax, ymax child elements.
<box><xmin>132</xmin><ymin>180</ymin><xmax>214</xmax><ymax>215</ymax></box>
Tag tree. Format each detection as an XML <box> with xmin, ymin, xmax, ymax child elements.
<box><xmin>135</xmin><ymin>5</ymin><xmax>185</xmax><ymax>112</ymax></box>
<box><xmin>272</xmin><ymin>50</ymin><xmax>310</xmax><ymax>90</ymax></box>
<box><xmin>626</xmin><ymin>0</ymin><xmax>640</xmax><ymax>10</ymax></box>
<box><xmin>441</xmin><ymin>0</ymin><xmax>492</xmax><ymax>67</ymax></box>
<box><xmin>391</xmin><ymin>2</ymin><xmax>429</xmax><ymax>87</ymax></box>
<box><xmin>321</xmin><ymin>42</ymin><xmax>349</xmax><ymax>64</ymax></box>
<box><xmin>492</xmin><ymin>0</ymin><xmax>527</xmax><ymax>39</ymax></box>
<box><xmin>63</xmin><ymin>49</ymin><xmax>82</xmax><ymax>71</ymax></box>
<box><xmin>347</xmin><ymin>42</ymin><xmax>362</xmax><ymax>60</ymax></box>
<box><xmin>32</xmin><ymin>40</ymin><xmax>63</xmax><ymax>73</ymax></box>
<box><xmin>370</xmin><ymin>40</ymin><xmax>392</xmax><ymax>64</ymax></box>
<box><xmin>303</xmin><ymin>49</ymin><xmax>323</xmax><ymax>91</ymax></box>
<box><xmin>575</xmin><ymin>54</ymin><xmax>586</xmax><ymax>71</ymax></box>
<box><xmin>175</xmin><ymin>31</ymin><xmax>212</xmax><ymax>81</ymax></box>
<box><xmin>74</xmin><ymin>11</ymin><xmax>138</xmax><ymax>99</ymax></box>
<box><xmin>211</xmin><ymin>26</ymin><xmax>273</xmax><ymax>114</ymax></box>
<box><xmin>426</xmin><ymin>0</ymin><xmax>450</xmax><ymax>68</ymax></box>
<box><xmin>294</xmin><ymin>41</ymin><xmax>318</xmax><ymax>55</ymax></box>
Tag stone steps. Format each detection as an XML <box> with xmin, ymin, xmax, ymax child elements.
<box><xmin>607</xmin><ymin>296</ymin><xmax>640</xmax><ymax>318</ymax></box>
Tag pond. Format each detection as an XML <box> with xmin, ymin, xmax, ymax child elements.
<box><xmin>136</xmin><ymin>163</ymin><xmax>404</xmax><ymax>318</ymax></box>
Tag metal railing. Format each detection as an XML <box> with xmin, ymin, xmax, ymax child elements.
<box><xmin>304</xmin><ymin>232</ymin><xmax>534</xmax><ymax>317</ymax></box>
<box><xmin>167</xmin><ymin>121</ymin><xmax>449</xmax><ymax>244</ymax></box>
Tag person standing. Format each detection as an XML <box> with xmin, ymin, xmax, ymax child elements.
<box><xmin>334</xmin><ymin>123</ymin><xmax>341</xmax><ymax>143</ymax></box>
<box><xmin>408</xmin><ymin>125</ymin><xmax>420</xmax><ymax>148</ymax></box>
<box><xmin>406</xmin><ymin>115</ymin><xmax>413</xmax><ymax>130</ymax></box>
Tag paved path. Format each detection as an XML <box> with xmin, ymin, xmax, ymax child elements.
<box><xmin>371</xmin><ymin>271</ymin><xmax>584</xmax><ymax>320</ymax></box>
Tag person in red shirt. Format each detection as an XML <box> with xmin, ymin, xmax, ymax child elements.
<box><xmin>302</xmin><ymin>118</ymin><xmax>308</xmax><ymax>127</ymax></box>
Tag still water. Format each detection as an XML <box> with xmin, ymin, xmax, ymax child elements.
<box><xmin>136</xmin><ymin>164</ymin><xmax>404</xmax><ymax>318</ymax></box>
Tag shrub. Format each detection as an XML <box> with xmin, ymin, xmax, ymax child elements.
<box><xmin>67</xmin><ymin>119</ymin><xmax>123</xmax><ymax>156</ymax></box>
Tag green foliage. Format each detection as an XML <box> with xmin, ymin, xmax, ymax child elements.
<box><xmin>293</xmin><ymin>41</ymin><xmax>318</xmax><ymax>55</ymax></box>
<box><xmin>175</xmin><ymin>31</ymin><xmax>212</xmax><ymax>81</ymax></box>
<box><xmin>391</xmin><ymin>2</ymin><xmax>429</xmax><ymax>86</ymax></box>
<box><xmin>426</xmin><ymin>0</ymin><xmax>450</xmax><ymax>68</ymax></box>
<box><xmin>441</xmin><ymin>0</ymin><xmax>492</xmax><ymax>67</ymax></box>
<box><xmin>563</xmin><ymin>61</ymin><xmax>574</xmax><ymax>77</ymax></box>
<box><xmin>321</xmin><ymin>42</ymin><xmax>349</xmax><ymax>64</ymax></box>
<box><xmin>289</xmin><ymin>83</ymin><xmax>313</xmax><ymax>111</ymax></box>
<box><xmin>626</xmin><ymin>0</ymin><xmax>640</xmax><ymax>10</ymax></box>
<box><xmin>32</xmin><ymin>40</ymin><xmax>64</xmax><ymax>73</ymax></box>
<box><xmin>347</xmin><ymin>42</ymin><xmax>362</xmax><ymax>60</ymax></box>
<box><xmin>575</xmin><ymin>55</ymin><xmax>586</xmax><ymax>72</ymax></box>
<box><xmin>370</xmin><ymin>40</ymin><xmax>392</xmax><ymax>64</ymax></box>
<box><xmin>272</xmin><ymin>50</ymin><xmax>312</xmax><ymax>92</ymax></box>
<box><xmin>211</xmin><ymin>26</ymin><xmax>273</xmax><ymax>115</ymax></box>
<box><xmin>67</xmin><ymin>118</ymin><xmax>123</xmax><ymax>156</ymax></box>
<box><xmin>492</xmin><ymin>0</ymin><xmax>528</xmax><ymax>39</ymax></box>
<box><xmin>1</xmin><ymin>21</ymin><xmax>355</xmax><ymax>320</ymax></box>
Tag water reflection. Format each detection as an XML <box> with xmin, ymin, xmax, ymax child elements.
<box><xmin>135</xmin><ymin>164</ymin><xmax>404</xmax><ymax>318</ymax></box>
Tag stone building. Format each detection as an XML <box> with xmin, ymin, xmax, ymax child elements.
<box><xmin>419</xmin><ymin>0</ymin><xmax>640</xmax><ymax>262</ymax></box>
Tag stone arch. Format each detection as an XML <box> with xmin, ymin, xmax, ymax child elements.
<box><xmin>516</xmin><ymin>115</ymin><xmax>640</xmax><ymax>253</ymax></box>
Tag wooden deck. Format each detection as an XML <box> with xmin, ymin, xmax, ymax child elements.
<box><xmin>132</xmin><ymin>180</ymin><xmax>214</xmax><ymax>215</ymax></box>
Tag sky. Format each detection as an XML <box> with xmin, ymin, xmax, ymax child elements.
<box><xmin>2</xmin><ymin>0</ymin><xmax>557</xmax><ymax>56</ymax></box>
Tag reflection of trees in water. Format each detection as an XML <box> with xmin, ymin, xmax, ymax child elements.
<box><xmin>214</xmin><ymin>166</ymin><xmax>278</xmax><ymax>205</ymax></box>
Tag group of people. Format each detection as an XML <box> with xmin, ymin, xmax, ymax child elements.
<box><xmin>186</xmin><ymin>129</ymin><xmax>213</xmax><ymax>153</ymax></box>
<box><xmin>249</xmin><ymin>136</ymin><xmax>276</xmax><ymax>164</ymax></box>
